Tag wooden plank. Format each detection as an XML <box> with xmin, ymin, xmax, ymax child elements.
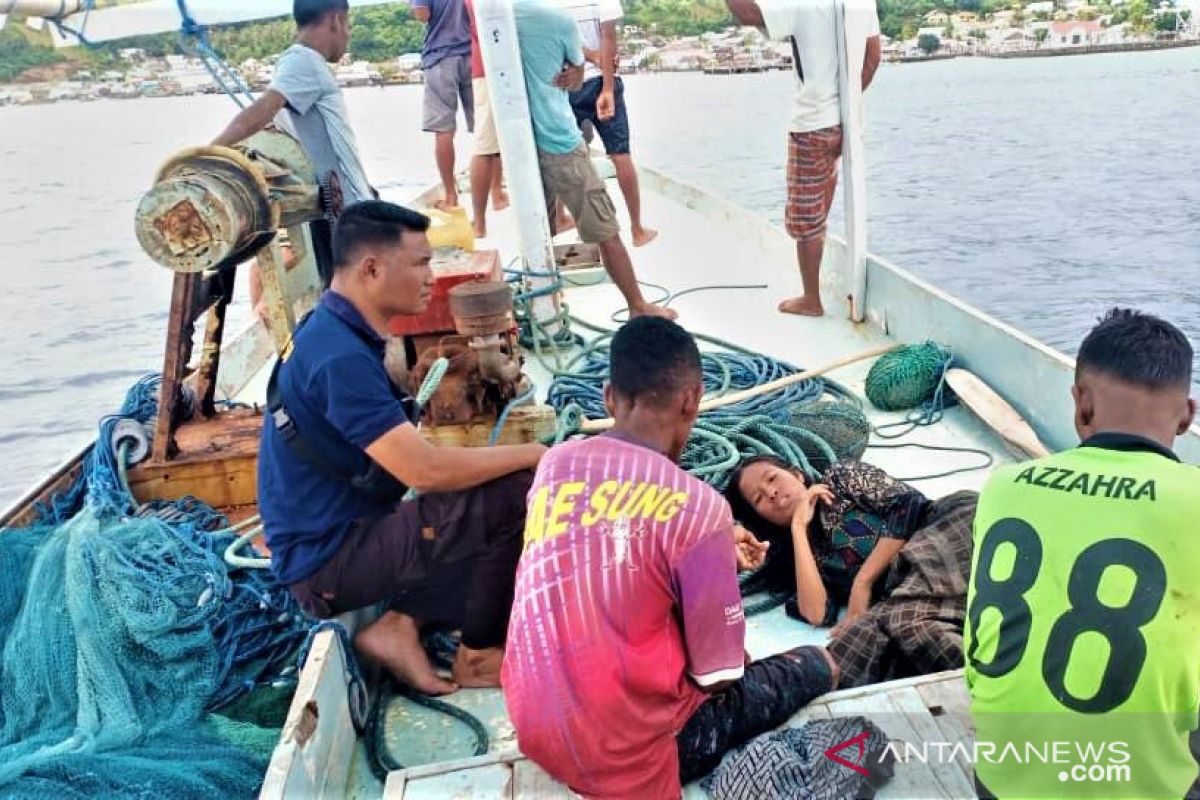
<box><xmin>512</xmin><ymin>760</ymin><xmax>572</xmax><ymax>799</ymax></box>
<box><xmin>0</xmin><ymin>454</ymin><xmax>84</xmax><ymax>529</ymax></box>
<box><xmin>421</xmin><ymin>404</ymin><xmax>557</xmax><ymax>447</ymax></box>
<box><xmin>391</xmin><ymin>750</ymin><xmax>525</xmax><ymax>782</ymax></box>
<box><xmin>887</xmin><ymin>686</ymin><xmax>977</xmax><ymax>797</ymax></box>
<box><xmin>404</xmin><ymin>764</ymin><xmax>513</xmax><ymax>800</ymax></box>
<box><xmin>127</xmin><ymin>454</ymin><xmax>257</xmax><ymax>508</ymax></box>
<box><xmin>259</xmin><ymin>630</ymin><xmax>357</xmax><ymax>800</ymax></box>
<box><xmin>945</xmin><ymin>368</ymin><xmax>1050</xmax><ymax>459</ymax></box>
<box><xmin>382</xmin><ymin>771</ymin><xmax>407</xmax><ymax>800</ymax></box>
<box><xmin>916</xmin><ymin>677</ymin><xmax>976</xmax><ymax>780</ymax></box>
<box><xmin>815</xmin><ymin>669</ymin><xmax>965</xmax><ymax>706</ymax></box>
<box><xmin>827</xmin><ymin>691</ymin><xmax>953</xmax><ymax>799</ymax></box>
<box><xmin>128</xmin><ymin>411</ymin><xmax>262</xmax><ymax>507</ymax></box>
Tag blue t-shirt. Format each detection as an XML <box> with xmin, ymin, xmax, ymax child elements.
<box><xmin>258</xmin><ymin>291</ymin><xmax>409</xmax><ymax>585</ymax></box>
<box><xmin>514</xmin><ymin>0</ymin><xmax>586</xmax><ymax>155</ymax></box>
<box><xmin>413</xmin><ymin>0</ymin><xmax>473</xmax><ymax>69</ymax></box>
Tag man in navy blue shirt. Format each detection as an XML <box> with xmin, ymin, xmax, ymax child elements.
<box><xmin>259</xmin><ymin>200</ymin><xmax>545</xmax><ymax>694</ymax></box>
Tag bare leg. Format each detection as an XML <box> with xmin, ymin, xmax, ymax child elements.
<box><xmin>452</xmin><ymin>645</ymin><xmax>504</xmax><ymax>688</ymax></box>
<box><xmin>491</xmin><ymin>160</ymin><xmax>509</xmax><ymax>211</ymax></box>
<box><xmin>598</xmin><ymin>235</ymin><xmax>676</xmax><ymax>320</ymax></box>
<box><xmin>435</xmin><ymin>131</ymin><xmax>459</xmax><ymax>209</ymax></box>
<box><xmin>611</xmin><ymin>154</ymin><xmax>656</xmax><ymax>247</ymax></box>
<box><xmin>355</xmin><ymin>610</ymin><xmax>458</xmax><ymax>695</ymax></box>
<box><xmin>555</xmin><ymin>199</ymin><xmax>576</xmax><ymax>235</ymax></box>
<box><xmin>778</xmin><ymin>238</ymin><xmax>826</xmax><ymax>317</ymax></box>
<box><xmin>469</xmin><ymin>154</ymin><xmax>493</xmax><ymax>238</ymax></box>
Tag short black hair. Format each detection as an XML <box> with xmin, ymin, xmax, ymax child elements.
<box><xmin>1077</xmin><ymin>307</ymin><xmax>1193</xmax><ymax>391</ymax></box>
<box><xmin>332</xmin><ymin>201</ymin><xmax>430</xmax><ymax>271</ymax></box>
<box><xmin>608</xmin><ymin>316</ymin><xmax>701</xmax><ymax>407</ymax></box>
<box><xmin>294</xmin><ymin>0</ymin><xmax>348</xmax><ymax>28</ymax></box>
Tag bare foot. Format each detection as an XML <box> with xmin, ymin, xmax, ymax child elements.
<box><xmin>632</xmin><ymin>227</ymin><xmax>658</xmax><ymax>247</ymax></box>
<box><xmin>355</xmin><ymin>612</ymin><xmax>458</xmax><ymax>696</ymax></box>
<box><xmin>778</xmin><ymin>296</ymin><xmax>824</xmax><ymax>317</ymax></box>
<box><xmin>491</xmin><ymin>190</ymin><xmax>510</xmax><ymax>212</ymax></box>
<box><xmin>452</xmin><ymin>645</ymin><xmax>504</xmax><ymax>688</ymax></box>
<box><xmin>630</xmin><ymin>303</ymin><xmax>678</xmax><ymax>321</ymax></box>
<box><xmin>473</xmin><ymin>222</ymin><xmax>487</xmax><ymax>239</ymax></box>
<box><xmin>435</xmin><ymin>192</ymin><xmax>459</xmax><ymax>212</ymax></box>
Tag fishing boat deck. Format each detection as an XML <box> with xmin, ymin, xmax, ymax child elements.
<box><xmin>257</xmin><ymin>166</ymin><xmax>1015</xmax><ymax>800</ymax></box>
<box><xmin>377</xmin><ymin>670</ymin><xmax>973</xmax><ymax>800</ymax></box>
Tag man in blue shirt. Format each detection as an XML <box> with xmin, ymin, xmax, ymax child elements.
<box><xmin>412</xmin><ymin>0</ymin><xmax>474</xmax><ymax>210</ymax></box>
<box><xmin>513</xmin><ymin>0</ymin><xmax>674</xmax><ymax>321</ymax></box>
<box><xmin>260</xmin><ymin>201</ymin><xmax>545</xmax><ymax>694</ymax></box>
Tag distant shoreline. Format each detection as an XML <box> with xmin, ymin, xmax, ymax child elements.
<box><xmin>2</xmin><ymin>39</ymin><xmax>1197</xmax><ymax>104</ymax></box>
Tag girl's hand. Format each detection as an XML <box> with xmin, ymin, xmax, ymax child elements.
<box><xmin>831</xmin><ymin>582</ymin><xmax>872</xmax><ymax>637</ymax></box>
<box><xmin>791</xmin><ymin>483</ymin><xmax>834</xmax><ymax>532</ymax></box>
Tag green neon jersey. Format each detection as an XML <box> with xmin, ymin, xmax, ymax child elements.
<box><xmin>966</xmin><ymin>434</ymin><xmax>1200</xmax><ymax>799</ymax></box>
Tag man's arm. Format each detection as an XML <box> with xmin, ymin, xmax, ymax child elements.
<box><xmin>212</xmin><ymin>90</ymin><xmax>287</xmax><ymax>147</ymax></box>
<box><xmin>367</xmin><ymin>423</ymin><xmax>545</xmax><ymax>493</ymax></box>
<box><xmin>674</xmin><ymin>529</ymin><xmax>747</xmax><ymax>694</ymax></box>
<box><xmin>596</xmin><ymin>20</ymin><xmax>618</xmax><ymax>120</ymax></box>
<box><xmin>862</xmin><ymin>35</ymin><xmax>881</xmax><ymax>90</ymax></box>
<box><xmin>726</xmin><ymin>0</ymin><xmax>765</xmax><ymax>29</ymax></box>
<box><xmin>411</xmin><ymin>0</ymin><xmax>431</xmax><ymax>23</ymax></box>
<box><xmin>551</xmin><ymin>6</ymin><xmax>587</xmax><ymax>91</ymax></box>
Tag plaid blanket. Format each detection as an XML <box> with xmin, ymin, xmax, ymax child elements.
<box><xmin>827</xmin><ymin>491</ymin><xmax>977</xmax><ymax>688</ymax></box>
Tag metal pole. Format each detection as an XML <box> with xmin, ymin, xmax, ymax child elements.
<box><xmin>835</xmin><ymin>0</ymin><xmax>870</xmax><ymax>322</ymax></box>
<box><xmin>474</xmin><ymin>0</ymin><xmax>562</xmax><ymax>336</ymax></box>
<box><xmin>1</xmin><ymin>0</ymin><xmax>89</xmax><ymax>17</ymax></box>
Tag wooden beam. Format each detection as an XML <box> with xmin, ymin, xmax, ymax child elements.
<box><xmin>152</xmin><ymin>272</ymin><xmax>200</xmax><ymax>462</ymax></box>
<box><xmin>420</xmin><ymin>404</ymin><xmax>557</xmax><ymax>447</ymax></box>
<box><xmin>194</xmin><ymin>268</ymin><xmax>237</xmax><ymax>418</ymax></box>
<box><xmin>258</xmin><ymin>240</ymin><xmax>297</xmax><ymax>355</ymax></box>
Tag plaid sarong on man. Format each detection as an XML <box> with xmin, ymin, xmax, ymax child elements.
<box><xmin>827</xmin><ymin>491</ymin><xmax>977</xmax><ymax>688</ymax></box>
<box><xmin>785</xmin><ymin>125</ymin><xmax>843</xmax><ymax>244</ymax></box>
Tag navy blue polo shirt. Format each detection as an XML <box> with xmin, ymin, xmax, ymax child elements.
<box><xmin>258</xmin><ymin>291</ymin><xmax>409</xmax><ymax>585</ymax></box>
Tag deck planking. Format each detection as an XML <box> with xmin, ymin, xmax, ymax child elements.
<box><xmin>384</xmin><ymin>671</ymin><xmax>973</xmax><ymax>800</ymax></box>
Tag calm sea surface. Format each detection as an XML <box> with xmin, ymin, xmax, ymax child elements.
<box><xmin>1</xmin><ymin>48</ymin><xmax>1198</xmax><ymax>506</ymax></box>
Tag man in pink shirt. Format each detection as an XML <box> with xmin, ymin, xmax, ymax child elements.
<box><xmin>503</xmin><ymin>317</ymin><xmax>838</xmax><ymax>798</ymax></box>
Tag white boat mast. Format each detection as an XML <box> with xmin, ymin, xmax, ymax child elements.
<box><xmin>474</xmin><ymin>0</ymin><xmax>562</xmax><ymax>337</ymax></box>
<box><xmin>836</xmin><ymin>0</ymin><xmax>871</xmax><ymax>322</ymax></box>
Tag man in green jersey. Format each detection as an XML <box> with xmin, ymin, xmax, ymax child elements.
<box><xmin>966</xmin><ymin>308</ymin><xmax>1199</xmax><ymax>799</ymax></box>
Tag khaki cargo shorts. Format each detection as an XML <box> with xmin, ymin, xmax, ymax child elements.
<box><xmin>538</xmin><ymin>144</ymin><xmax>620</xmax><ymax>245</ymax></box>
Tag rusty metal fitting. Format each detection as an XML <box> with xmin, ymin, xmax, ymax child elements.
<box><xmin>449</xmin><ymin>280</ymin><xmax>514</xmax><ymax>337</ymax></box>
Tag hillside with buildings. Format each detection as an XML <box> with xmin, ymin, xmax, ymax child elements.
<box><xmin>0</xmin><ymin>0</ymin><xmax>1195</xmax><ymax>104</ymax></box>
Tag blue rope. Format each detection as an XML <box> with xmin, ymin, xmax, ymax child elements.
<box><xmin>489</xmin><ymin>381</ymin><xmax>537</xmax><ymax>446</ymax></box>
<box><xmin>24</xmin><ymin>373</ymin><xmax>322</xmax><ymax>712</ymax></box>
<box><xmin>175</xmin><ymin>0</ymin><xmax>255</xmax><ymax>108</ymax></box>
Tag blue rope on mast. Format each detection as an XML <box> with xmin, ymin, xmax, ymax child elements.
<box><xmin>175</xmin><ymin>0</ymin><xmax>255</xmax><ymax>108</ymax></box>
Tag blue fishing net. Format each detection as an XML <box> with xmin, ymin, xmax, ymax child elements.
<box><xmin>0</xmin><ymin>375</ymin><xmax>314</xmax><ymax>797</ymax></box>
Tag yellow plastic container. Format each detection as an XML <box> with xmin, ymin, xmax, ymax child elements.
<box><xmin>422</xmin><ymin>207</ymin><xmax>476</xmax><ymax>252</ymax></box>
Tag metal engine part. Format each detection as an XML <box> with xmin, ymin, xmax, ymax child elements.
<box><xmin>135</xmin><ymin>129</ymin><xmax>322</xmax><ymax>273</ymax></box>
<box><xmin>448</xmin><ymin>280</ymin><xmax>515</xmax><ymax>337</ymax></box>
<box><xmin>408</xmin><ymin>336</ymin><xmax>524</xmax><ymax>427</ymax></box>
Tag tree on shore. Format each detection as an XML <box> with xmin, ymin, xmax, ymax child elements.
<box><xmin>918</xmin><ymin>33</ymin><xmax>942</xmax><ymax>53</ymax></box>
<box><xmin>1035</xmin><ymin>27</ymin><xmax>1049</xmax><ymax>44</ymax></box>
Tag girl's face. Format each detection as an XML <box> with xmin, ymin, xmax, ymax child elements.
<box><xmin>737</xmin><ymin>461</ymin><xmax>808</xmax><ymax>527</ymax></box>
